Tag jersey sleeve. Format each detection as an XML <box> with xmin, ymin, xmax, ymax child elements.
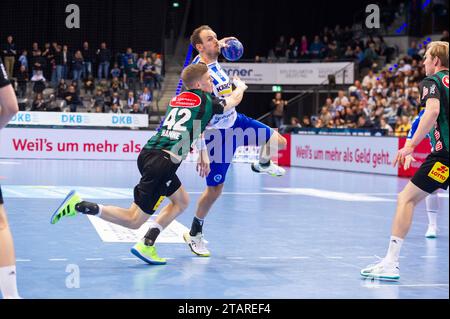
<box><xmin>211</xmin><ymin>97</ymin><xmax>226</xmax><ymax>115</ymax></box>
<box><xmin>420</xmin><ymin>78</ymin><xmax>441</xmax><ymax>103</ymax></box>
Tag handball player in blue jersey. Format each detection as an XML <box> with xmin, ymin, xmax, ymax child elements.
<box><xmin>184</xmin><ymin>25</ymin><xmax>287</xmax><ymax>257</ymax></box>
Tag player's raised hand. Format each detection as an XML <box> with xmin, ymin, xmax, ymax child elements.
<box><xmin>218</xmin><ymin>37</ymin><xmax>237</xmax><ymax>49</ymax></box>
<box><xmin>403</xmin><ymin>154</ymin><xmax>416</xmax><ymax>170</ymax></box>
<box><xmin>233</xmin><ymin>76</ymin><xmax>248</xmax><ymax>91</ymax></box>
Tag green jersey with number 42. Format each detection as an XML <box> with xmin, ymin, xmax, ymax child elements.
<box><xmin>145</xmin><ymin>89</ymin><xmax>225</xmax><ymax>158</ymax></box>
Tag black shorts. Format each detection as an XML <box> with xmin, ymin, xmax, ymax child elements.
<box><xmin>134</xmin><ymin>149</ymin><xmax>181</xmax><ymax>215</ymax></box>
<box><xmin>411</xmin><ymin>151</ymin><xmax>449</xmax><ymax>194</ymax></box>
<box><xmin>0</xmin><ymin>185</ymin><xmax>3</xmax><ymax>204</ymax></box>
<box><xmin>0</xmin><ymin>58</ymin><xmax>11</xmax><ymax>88</ymax></box>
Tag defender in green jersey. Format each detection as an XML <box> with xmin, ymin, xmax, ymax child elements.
<box><xmin>361</xmin><ymin>41</ymin><xmax>449</xmax><ymax>280</ymax></box>
<box><xmin>51</xmin><ymin>63</ymin><xmax>248</xmax><ymax>264</ymax></box>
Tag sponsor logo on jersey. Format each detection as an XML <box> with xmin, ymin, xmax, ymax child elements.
<box><xmin>443</xmin><ymin>75</ymin><xmax>449</xmax><ymax>88</ymax></box>
<box><xmin>428</xmin><ymin>162</ymin><xmax>449</xmax><ymax>183</ymax></box>
<box><xmin>170</xmin><ymin>92</ymin><xmax>201</xmax><ymax>108</ymax></box>
<box><xmin>435</xmin><ymin>141</ymin><xmax>443</xmax><ymax>152</ymax></box>
<box><xmin>434</xmin><ymin>130</ymin><xmax>440</xmax><ymax>141</ymax></box>
<box><xmin>213</xmin><ymin>174</ymin><xmax>223</xmax><ymax>183</ymax></box>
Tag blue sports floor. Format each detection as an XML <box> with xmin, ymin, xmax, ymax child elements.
<box><xmin>0</xmin><ymin>159</ymin><xmax>448</xmax><ymax>299</ymax></box>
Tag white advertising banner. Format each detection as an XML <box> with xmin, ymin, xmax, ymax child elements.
<box><xmin>0</xmin><ymin>128</ymin><xmax>155</xmax><ymax>160</ymax></box>
<box><xmin>0</xmin><ymin>128</ymin><xmax>258</xmax><ymax>162</ymax></box>
<box><xmin>290</xmin><ymin>135</ymin><xmax>399</xmax><ymax>175</ymax></box>
<box><xmin>221</xmin><ymin>62</ymin><xmax>354</xmax><ymax>85</ymax></box>
<box><xmin>8</xmin><ymin>111</ymin><xmax>149</xmax><ymax>128</ymax></box>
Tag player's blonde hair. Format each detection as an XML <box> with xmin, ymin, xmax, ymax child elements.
<box><xmin>426</xmin><ymin>41</ymin><xmax>449</xmax><ymax>68</ymax></box>
<box><xmin>181</xmin><ymin>63</ymin><xmax>209</xmax><ymax>89</ymax></box>
<box><xmin>190</xmin><ymin>25</ymin><xmax>213</xmax><ymax>50</ymax></box>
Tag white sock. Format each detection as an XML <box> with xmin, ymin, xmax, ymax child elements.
<box><xmin>427</xmin><ymin>212</ymin><xmax>437</xmax><ymax>227</ymax></box>
<box><xmin>97</xmin><ymin>204</ymin><xmax>103</xmax><ymax>218</ymax></box>
<box><xmin>151</xmin><ymin>222</ymin><xmax>163</xmax><ymax>232</ymax></box>
<box><xmin>0</xmin><ymin>265</ymin><xmax>20</xmax><ymax>299</ymax></box>
<box><xmin>385</xmin><ymin>236</ymin><xmax>403</xmax><ymax>264</ymax></box>
<box><xmin>426</xmin><ymin>193</ymin><xmax>439</xmax><ymax>226</ymax></box>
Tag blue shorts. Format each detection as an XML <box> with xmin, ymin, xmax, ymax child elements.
<box><xmin>204</xmin><ymin>113</ymin><xmax>274</xmax><ymax>186</ymax></box>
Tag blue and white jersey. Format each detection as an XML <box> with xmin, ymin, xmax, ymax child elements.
<box><xmin>192</xmin><ymin>54</ymin><xmax>237</xmax><ymax>129</ymax></box>
<box><xmin>407</xmin><ymin>109</ymin><xmax>432</xmax><ymax>147</ymax></box>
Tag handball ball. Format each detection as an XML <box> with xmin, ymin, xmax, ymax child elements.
<box><xmin>221</xmin><ymin>39</ymin><xmax>244</xmax><ymax>61</ymax></box>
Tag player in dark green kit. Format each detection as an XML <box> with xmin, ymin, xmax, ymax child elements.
<box><xmin>361</xmin><ymin>41</ymin><xmax>449</xmax><ymax>280</ymax></box>
<box><xmin>51</xmin><ymin>63</ymin><xmax>248</xmax><ymax>264</ymax></box>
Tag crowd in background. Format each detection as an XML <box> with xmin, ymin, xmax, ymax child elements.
<box><xmin>2</xmin><ymin>36</ymin><xmax>163</xmax><ymax>114</ymax></box>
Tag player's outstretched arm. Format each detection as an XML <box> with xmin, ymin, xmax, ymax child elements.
<box><xmin>0</xmin><ymin>85</ymin><xmax>19</xmax><ymax>129</ymax></box>
<box><xmin>223</xmin><ymin>76</ymin><xmax>247</xmax><ymax>112</ymax></box>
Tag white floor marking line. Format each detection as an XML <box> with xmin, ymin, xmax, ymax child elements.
<box><xmin>16</xmin><ymin>259</ymin><xmax>31</xmax><ymax>262</ymax></box>
<box><xmin>120</xmin><ymin>257</ymin><xmax>139</xmax><ymax>261</ymax></box>
<box><xmin>226</xmin><ymin>257</ymin><xmax>245</xmax><ymax>260</ymax></box>
<box><xmin>85</xmin><ymin>258</ymin><xmax>104</xmax><ymax>261</ymax></box>
<box><xmin>326</xmin><ymin>256</ymin><xmax>344</xmax><ymax>259</ymax></box>
<box><xmin>48</xmin><ymin>258</ymin><xmax>68</xmax><ymax>261</ymax></box>
<box><xmin>264</xmin><ymin>188</ymin><xmax>395</xmax><ymax>202</ymax></box>
<box><xmin>420</xmin><ymin>256</ymin><xmax>438</xmax><ymax>258</ymax></box>
<box><xmin>290</xmin><ymin>256</ymin><xmax>311</xmax><ymax>259</ymax></box>
<box><xmin>357</xmin><ymin>256</ymin><xmax>376</xmax><ymax>259</ymax></box>
<box><xmin>364</xmin><ymin>284</ymin><xmax>449</xmax><ymax>288</ymax></box>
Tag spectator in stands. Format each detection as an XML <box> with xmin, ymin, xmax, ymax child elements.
<box><xmin>362</xmin><ymin>43</ymin><xmax>378</xmax><ymax>69</ymax></box>
<box><xmin>46</xmin><ymin>94</ymin><xmax>62</xmax><ymax>112</ymax></box>
<box><xmin>301</xmin><ymin>115</ymin><xmax>313</xmax><ymax>128</ymax></box>
<box><xmin>319</xmin><ymin>105</ymin><xmax>333</xmax><ymax>126</ymax></box>
<box><xmin>16</xmin><ymin>65</ymin><xmax>28</xmax><ymax>98</ymax></box>
<box><xmin>81</xmin><ymin>41</ymin><xmax>93</xmax><ymax>79</ymax></box>
<box><xmin>72</xmin><ymin>50</ymin><xmax>84</xmax><ymax>83</ymax></box>
<box><xmin>344</xmin><ymin>106</ymin><xmax>357</xmax><ymax>128</ymax></box>
<box><xmin>394</xmin><ymin>115</ymin><xmax>411</xmax><ymax>137</ymax></box>
<box><xmin>97</xmin><ymin>42</ymin><xmax>111</xmax><ymax>80</ymax></box>
<box><xmin>287</xmin><ymin>37</ymin><xmax>298</xmax><ymax>59</ymax></box>
<box><xmin>309</xmin><ymin>35</ymin><xmax>325</xmax><ymax>59</ymax></box>
<box><xmin>124</xmin><ymin>55</ymin><xmax>139</xmax><ymax>93</ymax></box>
<box><xmin>83</xmin><ymin>75</ymin><xmax>95</xmax><ymax>96</ymax></box>
<box><xmin>18</xmin><ymin>50</ymin><xmax>28</xmax><ymax>71</ymax></box>
<box><xmin>407</xmin><ymin>41</ymin><xmax>421</xmax><ymax>61</ymax></box>
<box><xmin>126</xmin><ymin>91</ymin><xmax>136</xmax><ymax>111</ymax></box>
<box><xmin>362</xmin><ymin>69</ymin><xmax>377</xmax><ymax>88</ymax></box>
<box><xmin>254</xmin><ymin>55</ymin><xmax>263</xmax><ymax>63</ymax></box>
<box><xmin>31</xmin><ymin>49</ymin><xmax>46</xmax><ymax>78</ymax></box>
<box><xmin>62</xmin><ymin>45</ymin><xmax>70</xmax><ymax>80</ymax></box>
<box><xmin>299</xmin><ymin>36</ymin><xmax>308</xmax><ymax>58</ymax></box>
<box><xmin>31</xmin><ymin>70</ymin><xmax>46</xmax><ymax>94</ymax></box>
<box><xmin>290</xmin><ymin>117</ymin><xmax>301</xmax><ymax>128</ymax></box>
<box><xmin>2</xmin><ymin>35</ymin><xmax>17</xmax><ymax>78</ymax></box>
<box><xmin>31</xmin><ymin>93</ymin><xmax>47</xmax><ymax>111</ymax></box>
<box><xmin>57</xmin><ymin>79</ymin><xmax>68</xmax><ymax>99</ymax></box>
<box><xmin>344</xmin><ymin>46</ymin><xmax>354</xmax><ymax>59</ymax></box>
<box><xmin>111</xmin><ymin>92</ymin><xmax>121</xmax><ymax>108</ymax></box>
<box><xmin>52</xmin><ymin>45</ymin><xmax>64</xmax><ymax>86</ymax></box>
<box><xmin>274</xmin><ymin>35</ymin><xmax>287</xmax><ymax>58</ymax></box>
<box><xmin>270</xmin><ymin>92</ymin><xmax>287</xmax><ymax>129</ymax></box>
<box><xmin>356</xmin><ymin>115</ymin><xmax>374</xmax><ymax>129</ymax></box>
<box><xmin>91</xmin><ymin>89</ymin><xmax>105</xmax><ymax>111</ymax></box>
<box><xmin>314</xmin><ymin>118</ymin><xmax>324</xmax><ymax>128</ymax></box>
<box><xmin>130</xmin><ymin>102</ymin><xmax>143</xmax><ymax>114</ymax></box>
<box><xmin>111</xmin><ymin>63</ymin><xmax>121</xmax><ymax>79</ymax></box>
<box><xmin>141</xmin><ymin>57</ymin><xmax>156</xmax><ymax>90</ymax></box>
<box><xmin>109</xmin><ymin>103</ymin><xmax>122</xmax><ymax>114</ymax></box>
<box><xmin>151</xmin><ymin>52</ymin><xmax>163</xmax><ymax>90</ymax></box>
<box><xmin>354</xmin><ymin>46</ymin><xmax>365</xmax><ymax>66</ymax></box>
<box><xmin>41</xmin><ymin>43</ymin><xmax>53</xmax><ymax>81</ymax></box>
<box><xmin>110</xmin><ymin>77</ymin><xmax>122</xmax><ymax>94</ymax></box>
<box><xmin>139</xmin><ymin>86</ymin><xmax>152</xmax><ymax>113</ymax></box>
<box><xmin>64</xmin><ymin>85</ymin><xmax>82</xmax><ymax>112</ymax></box>
<box><xmin>324</xmin><ymin>41</ymin><xmax>339</xmax><ymax>61</ymax></box>
<box><xmin>378</xmin><ymin>116</ymin><xmax>393</xmax><ymax>135</ymax></box>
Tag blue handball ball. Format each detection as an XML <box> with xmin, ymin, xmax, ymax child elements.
<box><xmin>221</xmin><ymin>39</ymin><xmax>244</xmax><ymax>61</ymax></box>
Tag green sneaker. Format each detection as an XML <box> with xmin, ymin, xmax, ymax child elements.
<box><xmin>130</xmin><ymin>242</ymin><xmax>167</xmax><ymax>265</ymax></box>
<box><xmin>50</xmin><ymin>190</ymin><xmax>82</xmax><ymax>224</ymax></box>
